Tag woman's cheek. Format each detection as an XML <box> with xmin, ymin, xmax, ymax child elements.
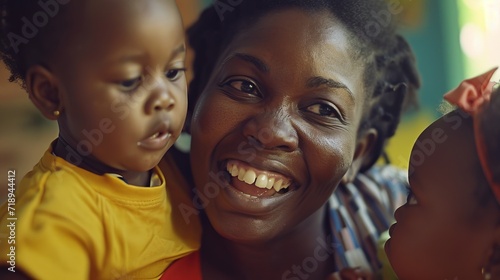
<box><xmin>301</xmin><ymin>136</ymin><xmax>351</xmax><ymax>189</ymax></box>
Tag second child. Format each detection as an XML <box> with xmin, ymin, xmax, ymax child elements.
<box><xmin>386</xmin><ymin>68</ymin><xmax>500</xmax><ymax>280</ymax></box>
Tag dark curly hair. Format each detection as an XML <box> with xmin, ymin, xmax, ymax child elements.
<box><xmin>0</xmin><ymin>0</ymin><xmax>72</xmax><ymax>87</ymax></box>
<box><xmin>187</xmin><ymin>0</ymin><xmax>421</xmax><ymax>171</ymax></box>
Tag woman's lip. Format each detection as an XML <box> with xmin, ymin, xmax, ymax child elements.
<box><xmin>137</xmin><ymin>132</ymin><xmax>172</xmax><ymax>150</ymax></box>
<box><xmin>230</xmin><ymin>177</ymin><xmax>277</xmax><ymax>197</ymax></box>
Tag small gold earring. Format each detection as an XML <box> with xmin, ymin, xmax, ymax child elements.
<box><xmin>53</xmin><ymin>110</ymin><xmax>60</xmax><ymax>117</ymax></box>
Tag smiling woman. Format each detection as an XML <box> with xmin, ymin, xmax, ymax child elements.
<box><xmin>160</xmin><ymin>0</ymin><xmax>421</xmax><ymax>279</ymax></box>
<box><xmin>191</xmin><ymin>8</ymin><xmax>366</xmax><ymax>243</ymax></box>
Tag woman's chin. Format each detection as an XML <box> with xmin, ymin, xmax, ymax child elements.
<box><xmin>206</xmin><ymin>208</ymin><xmax>283</xmax><ymax>244</ymax></box>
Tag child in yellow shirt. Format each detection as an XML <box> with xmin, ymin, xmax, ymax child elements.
<box><xmin>0</xmin><ymin>0</ymin><xmax>199</xmax><ymax>279</ymax></box>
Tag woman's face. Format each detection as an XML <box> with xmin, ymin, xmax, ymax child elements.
<box><xmin>190</xmin><ymin>8</ymin><xmax>369</xmax><ymax>242</ymax></box>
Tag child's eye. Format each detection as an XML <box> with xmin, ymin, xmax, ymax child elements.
<box><xmin>118</xmin><ymin>77</ymin><xmax>142</xmax><ymax>92</ymax></box>
<box><xmin>406</xmin><ymin>188</ymin><xmax>418</xmax><ymax>205</ymax></box>
<box><xmin>166</xmin><ymin>68</ymin><xmax>186</xmax><ymax>81</ymax></box>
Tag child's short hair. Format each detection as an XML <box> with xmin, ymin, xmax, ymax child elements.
<box><xmin>0</xmin><ymin>0</ymin><xmax>71</xmax><ymax>86</ymax></box>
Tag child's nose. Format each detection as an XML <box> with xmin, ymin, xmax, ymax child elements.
<box><xmin>146</xmin><ymin>81</ymin><xmax>175</xmax><ymax>113</ymax></box>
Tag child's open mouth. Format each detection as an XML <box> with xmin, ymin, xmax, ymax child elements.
<box><xmin>137</xmin><ymin>130</ymin><xmax>172</xmax><ymax>150</ymax></box>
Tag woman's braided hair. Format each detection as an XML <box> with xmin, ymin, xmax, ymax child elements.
<box><xmin>187</xmin><ymin>0</ymin><xmax>421</xmax><ymax>171</ymax></box>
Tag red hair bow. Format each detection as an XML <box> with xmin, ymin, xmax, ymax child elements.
<box><xmin>444</xmin><ymin>67</ymin><xmax>497</xmax><ymax>114</ymax></box>
<box><xmin>444</xmin><ymin>67</ymin><xmax>499</xmax><ymax>203</ymax></box>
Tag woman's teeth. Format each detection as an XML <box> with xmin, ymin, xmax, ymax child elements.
<box><xmin>227</xmin><ymin>163</ymin><xmax>291</xmax><ymax>192</ymax></box>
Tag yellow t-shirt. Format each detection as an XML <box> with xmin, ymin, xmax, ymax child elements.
<box><xmin>0</xmin><ymin>146</ymin><xmax>201</xmax><ymax>280</ymax></box>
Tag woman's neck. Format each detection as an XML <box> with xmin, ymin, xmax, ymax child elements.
<box><xmin>53</xmin><ymin>136</ymin><xmax>151</xmax><ymax>186</ymax></box>
<box><xmin>200</xmin><ymin>205</ymin><xmax>335</xmax><ymax>280</ymax></box>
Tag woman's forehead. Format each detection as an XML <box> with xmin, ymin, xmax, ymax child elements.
<box><xmin>218</xmin><ymin>8</ymin><xmax>366</xmax><ymax>96</ymax></box>
<box><xmin>230</xmin><ymin>8</ymin><xmax>350</xmax><ymax>47</ymax></box>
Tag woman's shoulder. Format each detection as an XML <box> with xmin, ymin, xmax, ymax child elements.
<box><xmin>359</xmin><ymin>164</ymin><xmax>408</xmax><ymax>213</ymax></box>
<box><xmin>330</xmin><ymin>164</ymin><xmax>408</xmax><ymax>229</ymax></box>
<box><xmin>330</xmin><ymin>164</ymin><xmax>409</xmax><ymax>228</ymax></box>
<box><xmin>364</xmin><ymin>165</ymin><xmax>408</xmax><ymax>189</ymax></box>
<box><xmin>331</xmin><ymin>165</ymin><xmax>408</xmax><ymax>218</ymax></box>
<box><xmin>327</xmin><ymin>165</ymin><xmax>408</xmax><ymax>273</ymax></box>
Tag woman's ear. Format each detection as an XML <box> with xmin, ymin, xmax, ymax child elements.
<box><xmin>342</xmin><ymin>128</ymin><xmax>378</xmax><ymax>184</ymax></box>
<box><xmin>25</xmin><ymin>65</ymin><xmax>62</xmax><ymax>120</ymax></box>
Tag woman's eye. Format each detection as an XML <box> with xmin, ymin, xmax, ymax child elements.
<box><xmin>226</xmin><ymin>79</ymin><xmax>259</xmax><ymax>95</ymax></box>
<box><xmin>118</xmin><ymin>77</ymin><xmax>142</xmax><ymax>92</ymax></box>
<box><xmin>166</xmin><ymin>68</ymin><xmax>186</xmax><ymax>81</ymax></box>
<box><xmin>306</xmin><ymin>103</ymin><xmax>340</xmax><ymax>118</ymax></box>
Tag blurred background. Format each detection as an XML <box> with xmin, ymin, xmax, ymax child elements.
<box><xmin>1</xmin><ymin>0</ymin><xmax>499</xmax><ymax>200</ymax></box>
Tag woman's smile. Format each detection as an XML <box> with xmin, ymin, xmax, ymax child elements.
<box><xmin>204</xmin><ymin>155</ymin><xmax>303</xmax><ymax>216</ymax></box>
<box><xmin>227</xmin><ymin>160</ymin><xmax>293</xmax><ymax>196</ymax></box>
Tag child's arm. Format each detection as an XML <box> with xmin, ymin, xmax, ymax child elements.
<box><xmin>0</xmin><ymin>170</ymin><xmax>97</xmax><ymax>279</ymax></box>
<box><xmin>0</xmin><ymin>205</ymin><xmax>95</xmax><ymax>279</ymax></box>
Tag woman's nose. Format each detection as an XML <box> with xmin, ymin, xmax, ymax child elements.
<box><xmin>242</xmin><ymin>110</ymin><xmax>299</xmax><ymax>152</ymax></box>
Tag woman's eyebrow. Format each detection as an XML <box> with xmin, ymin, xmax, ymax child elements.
<box><xmin>306</xmin><ymin>76</ymin><xmax>354</xmax><ymax>102</ymax></box>
<box><xmin>222</xmin><ymin>53</ymin><xmax>269</xmax><ymax>73</ymax></box>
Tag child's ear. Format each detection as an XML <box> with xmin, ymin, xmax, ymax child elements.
<box><xmin>342</xmin><ymin>128</ymin><xmax>378</xmax><ymax>184</ymax></box>
<box><xmin>25</xmin><ymin>65</ymin><xmax>62</xmax><ymax>120</ymax></box>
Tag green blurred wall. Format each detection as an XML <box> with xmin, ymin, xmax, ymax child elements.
<box><xmin>386</xmin><ymin>0</ymin><xmax>464</xmax><ymax>169</ymax></box>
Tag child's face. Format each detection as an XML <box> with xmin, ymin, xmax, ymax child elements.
<box><xmin>53</xmin><ymin>0</ymin><xmax>186</xmax><ymax>173</ymax></box>
<box><xmin>385</xmin><ymin>111</ymin><xmax>497</xmax><ymax>279</ymax></box>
